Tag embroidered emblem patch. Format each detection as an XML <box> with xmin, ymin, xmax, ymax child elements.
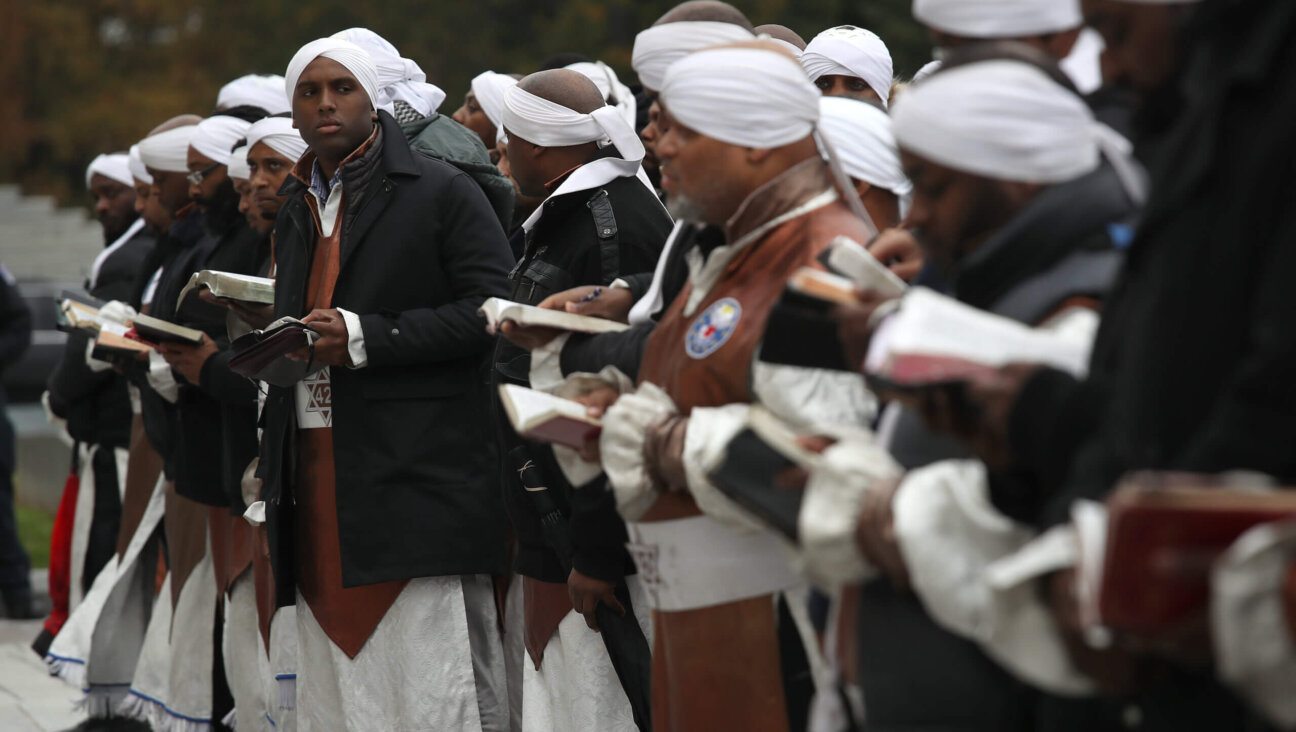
<box><xmin>302</xmin><ymin>369</ymin><xmax>333</xmax><ymax>427</ymax></box>
<box><xmin>685</xmin><ymin>297</ymin><xmax>742</xmax><ymax>359</ymax></box>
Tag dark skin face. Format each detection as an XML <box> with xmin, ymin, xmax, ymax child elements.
<box><xmin>247</xmin><ymin>141</ymin><xmax>293</xmax><ymax>229</ymax></box>
<box><xmin>854</xmin><ymin>178</ymin><xmax>901</xmax><ymax>231</ymax></box>
<box><xmin>815</xmin><ymin>74</ymin><xmax>883</xmax><ymax>104</ymax></box>
<box><xmin>88</xmin><ymin>173</ymin><xmax>137</xmax><ymax>242</ymax></box>
<box><xmin>233</xmin><ymin>178</ymin><xmax>265</xmax><ymax>233</ymax></box>
<box><xmin>654</xmin><ymin>104</ymin><xmax>755</xmax><ymax>225</ymax></box>
<box><xmin>133</xmin><ymin>177</ymin><xmax>174</xmax><ymax>234</ymax></box>
<box><xmin>639</xmin><ymin>94</ymin><xmax>662</xmax><ymax>176</ymax></box>
<box><xmin>451</xmin><ymin>90</ymin><xmax>499</xmax><ymax>156</ymax></box>
<box><xmin>292</xmin><ymin>57</ymin><xmax>377</xmax><ymax>179</ymax></box>
<box><xmin>147</xmin><ymin>167</ymin><xmax>193</xmax><ymax>216</ymax></box>
<box><xmin>900</xmin><ymin>150</ymin><xmax>1036</xmax><ymax>275</ymax></box>
<box><xmin>495</xmin><ymin>139</ymin><xmax>545</xmax><ymax>221</ymax></box>
<box><xmin>1081</xmin><ymin>0</ymin><xmax>1183</xmax><ymax>94</ymax></box>
<box><xmin>186</xmin><ymin>148</ymin><xmax>228</xmax><ymax>212</ymax></box>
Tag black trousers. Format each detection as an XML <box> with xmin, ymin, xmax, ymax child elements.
<box><xmin>0</xmin><ymin>411</ymin><xmax>31</xmax><ymax>594</ymax></box>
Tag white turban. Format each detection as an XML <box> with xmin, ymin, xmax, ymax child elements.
<box><xmin>284</xmin><ymin>38</ymin><xmax>383</xmax><ymax>114</ymax></box>
<box><xmin>217</xmin><ymin>74</ymin><xmax>291</xmax><ymax>115</ymax></box>
<box><xmin>818</xmin><ymin>97</ymin><xmax>912</xmax><ymax>204</ymax></box>
<box><xmin>565</xmin><ymin>61</ymin><xmax>637</xmax><ymax>128</ymax></box>
<box><xmin>892</xmin><ymin>60</ymin><xmax>1144</xmax><ymax>201</ymax></box>
<box><xmin>660</xmin><ymin>45</ymin><xmax>820</xmax><ymax>149</ymax></box>
<box><xmin>912</xmin><ymin>60</ymin><xmax>943</xmax><ymax>84</ymax></box>
<box><xmin>128</xmin><ymin>144</ymin><xmax>152</xmax><ymax>184</ymax></box>
<box><xmin>470</xmin><ymin>71</ymin><xmax>519</xmax><ymax>142</ymax></box>
<box><xmin>331</xmin><ymin>28</ymin><xmax>446</xmax><ymax>118</ymax></box>
<box><xmin>138</xmin><ymin>125</ymin><xmax>198</xmax><ymax>174</ymax></box>
<box><xmin>502</xmin><ymin>86</ymin><xmax>645</xmax><ymax>165</ymax></box>
<box><xmin>227</xmin><ymin>145</ymin><xmax>251</xmax><ymax>181</ymax></box>
<box><xmin>801</xmin><ymin>26</ymin><xmax>894</xmax><ymax>106</ymax></box>
<box><xmin>765</xmin><ymin>38</ymin><xmax>804</xmax><ymax>59</ymax></box>
<box><xmin>85</xmin><ymin>153</ymin><xmax>134</xmax><ymax>189</ymax></box>
<box><xmin>246</xmin><ymin>117</ymin><xmax>309</xmax><ymax>164</ymax></box>
<box><xmin>913</xmin><ymin>0</ymin><xmax>1082</xmax><ymax>38</ymax></box>
<box><xmin>631</xmin><ymin>21</ymin><xmax>756</xmax><ymax>92</ymax></box>
<box><xmin>190</xmin><ymin>116</ymin><xmax>253</xmax><ymax>165</ymax></box>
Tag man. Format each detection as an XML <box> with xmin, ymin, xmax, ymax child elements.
<box><xmin>38</xmin><ymin>152</ymin><xmax>156</xmax><ymax>650</ymax></box>
<box><xmin>218</xmin><ymin>73</ymin><xmax>292</xmax><ymax>116</ymax></box>
<box><xmin>818</xmin><ymin>96</ymin><xmax>911</xmax><ymax>230</ymax></box>
<box><xmin>801</xmin><ymin>26</ymin><xmax>895</xmax><ymax>106</ymax></box>
<box><xmin>246</xmin><ymin>117</ymin><xmax>308</xmax><ymax>232</ymax></box>
<box><xmin>494</xmin><ymin>69</ymin><xmax>671</xmax><ymax>732</ymax></box>
<box><xmin>939</xmin><ymin>1</ymin><xmax>1296</xmax><ymax>729</ymax></box>
<box><xmin>754</xmin><ymin>24</ymin><xmax>807</xmax><ymax>56</ymax></box>
<box><xmin>455</xmin><ymin>70</ymin><xmax>517</xmax><ymax>155</ymax></box>
<box><xmin>539</xmin><ymin>41</ymin><xmax>876</xmax><ymax>731</ymax></box>
<box><xmin>258</xmin><ymin>37</ymin><xmax>514</xmax><ymax>730</ymax></box>
<box><xmin>811</xmin><ymin>52</ymin><xmax>1144</xmax><ymax>732</ymax></box>
<box><xmin>228</xmin><ymin>144</ymin><xmax>262</xmax><ymax>234</ymax></box>
<box><xmin>0</xmin><ymin>265</ymin><xmax>32</xmax><ymax>620</ymax></box>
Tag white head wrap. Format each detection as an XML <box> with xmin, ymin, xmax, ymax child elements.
<box><xmin>128</xmin><ymin>144</ymin><xmax>152</xmax><ymax>184</ymax></box>
<box><xmin>764</xmin><ymin>38</ymin><xmax>805</xmax><ymax>59</ymax></box>
<box><xmin>913</xmin><ymin>0</ymin><xmax>1082</xmax><ymax>38</ymax></box>
<box><xmin>818</xmin><ymin>97</ymin><xmax>912</xmax><ymax>207</ymax></box>
<box><xmin>502</xmin><ymin>85</ymin><xmax>645</xmax><ymax>163</ymax></box>
<box><xmin>190</xmin><ymin>116</ymin><xmax>253</xmax><ymax>165</ymax></box>
<box><xmin>227</xmin><ymin>145</ymin><xmax>251</xmax><ymax>181</ymax></box>
<box><xmin>660</xmin><ymin>45</ymin><xmax>820</xmax><ymax>149</ymax></box>
<box><xmin>801</xmin><ymin>26</ymin><xmax>894</xmax><ymax>106</ymax></box>
<box><xmin>330</xmin><ymin>28</ymin><xmax>446</xmax><ymax>118</ymax></box>
<box><xmin>246</xmin><ymin>117</ymin><xmax>309</xmax><ymax>164</ymax></box>
<box><xmin>217</xmin><ymin>74</ymin><xmax>291</xmax><ymax>115</ymax></box>
<box><xmin>470</xmin><ymin>71</ymin><xmax>519</xmax><ymax>143</ymax></box>
<box><xmin>138</xmin><ymin>125</ymin><xmax>198</xmax><ymax>173</ymax></box>
<box><xmin>565</xmin><ymin>61</ymin><xmax>637</xmax><ymax>128</ymax></box>
<box><xmin>284</xmin><ymin>38</ymin><xmax>383</xmax><ymax>114</ymax></box>
<box><xmin>631</xmin><ymin>21</ymin><xmax>756</xmax><ymax>92</ymax></box>
<box><xmin>912</xmin><ymin>59</ymin><xmax>943</xmax><ymax>84</ymax></box>
<box><xmin>1059</xmin><ymin>26</ymin><xmax>1105</xmax><ymax>94</ymax></box>
<box><xmin>85</xmin><ymin>153</ymin><xmax>134</xmax><ymax>189</ymax></box>
<box><xmin>892</xmin><ymin>60</ymin><xmax>1145</xmax><ymax>201</ymax></box>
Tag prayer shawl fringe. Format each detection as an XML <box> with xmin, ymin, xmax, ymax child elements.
<box><xmin>45</xmin><ymin>654</ymin><xmax>85</xmax><ymax>688</ymax></box>
<box><xmin>222</xmin><ymin>708</ymin><xmax>239</xmax><ymax>729</ymax></box>
<box><xmin>79</xmin><ymin>686</ymin><xmax>130</xmax><ymax>718</ymax></box>
<box><xmin>119</xmin><ymin>692</ymin><xmax>214</xmax><ymax>732</ymax></box>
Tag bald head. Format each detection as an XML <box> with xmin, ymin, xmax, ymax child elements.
<box><xmin>518</xmin><ymin>69</ymin><xmax>606</xmax><ymax>115</ymax></box>
<box><xmin>655</xmin><ymin>1</ymin><xmax>753</xmax><ymax>29</ymax></box>
<box><xmin>754</xmin><ymin>24</ymin><xmax>806</xmax><ymax>50</ymax></box>
<box><xmin>147</xmin><ymin>114</ymin><xmax>204</xmax><ymax>136</ymax></box>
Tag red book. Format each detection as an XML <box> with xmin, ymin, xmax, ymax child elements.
<box><xmin>1097</xmin><ymin>473</ymin><xmax>1296</xmax><ymax>634</ymax></box>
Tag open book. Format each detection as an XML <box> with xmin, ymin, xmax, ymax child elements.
<box><xmin>178</xmin><ymin>270</ymin><xmax>275</xmax><ymax>307</ymax></box>
<box><xmin>57</xmin><ymin>299</ymin><xmax>107</xmax><ymax>335</ymax></box>
<box><xmin>819</xmin><ymin>236</ymin><xmax>908</xmax><ymax>299</ymax></box>
<box><xmin>708</xmin><ymin>408</ymin><xmax>821</xmax><ymax>541</ymax></box>
<box><xmin>1081</xmin><ymin>473</ymin><xmax>1296</xmax><ymax>635</ymax></box>
<box><xmin>498</xmin><ymin>383</ymin><xmax>602</xmax><ymax>450</ymax></box>
<box><xmin>864</xmin><ymin>288</ymin><xmax>1090</xmax><ymax>390</ymax></box>
<box><xmin>128</xmin><ymin>312</ymin><xmax>205</xmax><ymax>346</ymax></box>
<box><xmin>480</xmin><ymin>297</ymin><xmax>630</xmax><ymax>335</ymax></box>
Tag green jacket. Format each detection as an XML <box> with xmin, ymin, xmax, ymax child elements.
<box><xmin>401</xmin><ymin>113</ymin><xmax>515</xmax><ymax>231</ymax></box>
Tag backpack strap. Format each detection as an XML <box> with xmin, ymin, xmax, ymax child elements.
<box><xmin>587</xmin><ymin>188</ymin><xmax>621</xmax><ymax>285</ymax></box>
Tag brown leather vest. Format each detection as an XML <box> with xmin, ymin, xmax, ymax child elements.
<box><xmin>637</xmin><ymin>160</ymin><xmax>871</xmax><ymax>522</ymax></box>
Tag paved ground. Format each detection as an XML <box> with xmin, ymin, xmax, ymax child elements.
<box><xmin>0</xmin><ymin>571</ymin><xmax>86</xmax><ymax>731</ymax></box>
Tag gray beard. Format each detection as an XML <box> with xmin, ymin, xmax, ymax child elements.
<box><xmin>666</xmin><ymin>192</ymin><xmax>706</xmax><ymax>223</ymax></box>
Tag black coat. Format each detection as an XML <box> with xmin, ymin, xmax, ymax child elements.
<box><xmin>494</xmin><ymin>168</ymin><xmax>672</xmax><ymax>583</ymax></box>
<box><xmin>260</xmin><ymin>112</ymin><xmax>515</xmax><ymax>601</ymax></box>
<box><xmin>47</xmin><ymin>223</ymin><xmax>155</xmax><ymax>449</ymax></box>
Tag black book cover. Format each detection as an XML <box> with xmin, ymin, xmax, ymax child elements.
<box><xmin>708</xmin><ymin>428</ymin><xmax>804</xmax><ymax>541</ymax></box>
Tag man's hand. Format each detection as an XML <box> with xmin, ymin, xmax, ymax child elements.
<box><xmin>542</xmin><ymin>285</ymin><xmax>636</xmax><ymax>323</ymax></box>
<box><xmin>831</xmin><ymin>290</ymin><xmax>895</xmax><ymax>372</ymax></box>
<box><xmin>868</xmin><ymin>228</ymin><xmax>925</xmax><ymax>282</ymax></box>
<box><xmin>156</xmin><ymin>333</ymin><xmax>219</xmax><ymax>385</ymax></box>
<box><xmin>294</xmin><ymin>308</ymin><xmax>351</xmax><ymax>366</ymax></box>
<box><xmin>571</xmin><ymin>385</ymin><xmax>622</xmax><ymax>462</ymax></box>
<box><xmin>1046</xmin><ymin>569</ymin><xmax>1144</xmax><ymax>696</ymax></box>
<box><xmin>568</xmin><ymin>569</ymin><xmax>625</xmax><ymax>632</ymax></box>
<box><xmin>854</xmin><ymin>475</ymin><xmax>909</xmax><ymax>590</ymax></box>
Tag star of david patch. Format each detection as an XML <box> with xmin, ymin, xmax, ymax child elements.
<box><xmin>685</xmin><ymin>297</ymin><xmax>742</xmax><ymax>360</ymax></box>
<box><xmin>302</xmin><ymin>370</ymin><xmax>332</xmax><ymax>427</ymax></box>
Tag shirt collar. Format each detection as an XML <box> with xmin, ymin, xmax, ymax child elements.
<box><xmin>309</xmin><ymin>160</ymin><xmax>344</xmax><ymax>201</ymax></box>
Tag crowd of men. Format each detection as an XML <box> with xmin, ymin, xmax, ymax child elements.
<box><xmin>15</xmin><ymin>0</ymin><xmax>1296</xmax><ymax>730</ymax></box>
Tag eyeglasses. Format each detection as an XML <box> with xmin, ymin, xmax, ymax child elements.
<box><xmin>187</xmin><ymin>162</ymin><xmax>222</xmax><ymax>186</ymax></box>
